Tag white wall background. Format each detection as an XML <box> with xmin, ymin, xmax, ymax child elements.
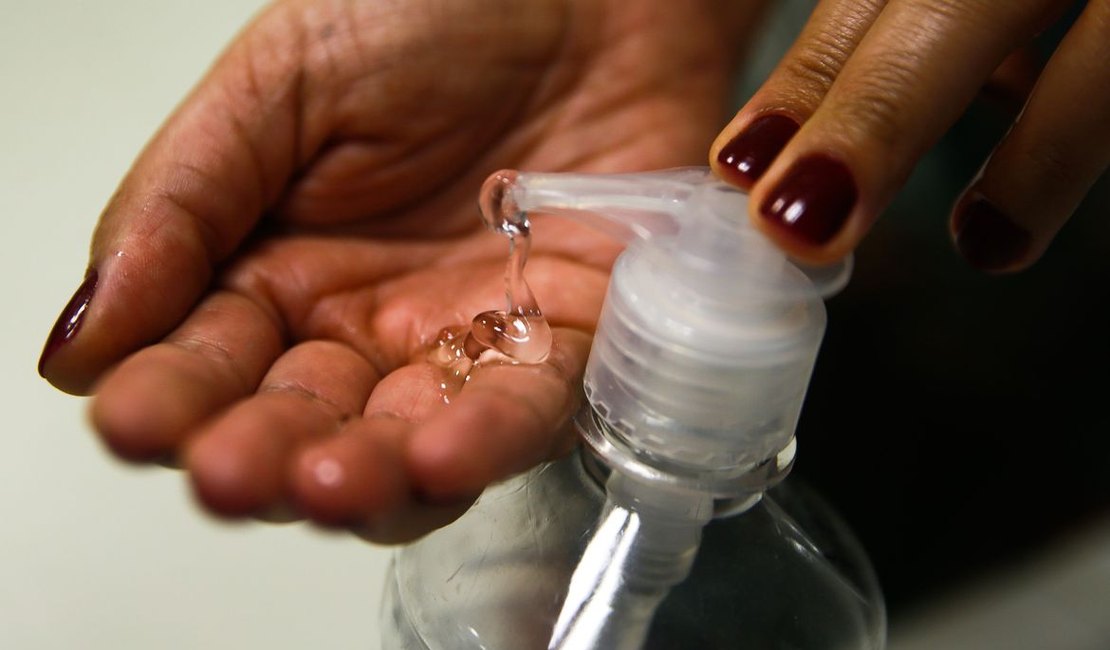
<box><xmin>0</xmin><ymin>2</ymin><xmax>390</xmax><ymax>648</ymax></box>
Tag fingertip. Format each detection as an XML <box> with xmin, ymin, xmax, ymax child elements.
<box><xmin>748</xmin><ymin>213</ymin><xmax>858</xmax><ymax>267</ymax></box>
<box><xmin>90</xmin><ymin>356</ymin><xmax>210</xmax><ymax>462</ymax></box>
<box><xmin>89</xmin><ymin>394</ymin><xmax>170</xmax><ymax>464</ymax></box>
<box><xmin>290</xmin><ymin>430</ymin><xmax>408</xmax><ymax>527</ymax></box>
<box><xmin>405</xmin><ymin>416</ymin><xmax>483</xmax><ymax>505</ymax></box>
<box><xmin>950</xmin><ymin>193</ymin><xmax>1035</xmax><ymax>273</ymax></box>
<box><xmin>38</xmin><ymin>244</ymin><xmax>210</xmax><ymax>396</ymax></box>
<box><xmin>350</xmin><ymin>499</ymin><xmax>475</xmax><ymax>546</ymax></box>
<box><xmin>713</xmin><ymin>112</ymin><xmax>801</xmax><ymax>190</ymax></box>
<box><xmin>748</xmin><ymin>153</ymin><xmax>863</xmax><ymax>266</ymax></box>
<box><xmin>185</xmin><ymin>424</ymin><xmax>287</xmax><ymax>518</ymax></box>
<box><xmin>38</xmin><ymin>269</ymin><xmax>101</xmax><ymax>395</ymax></box>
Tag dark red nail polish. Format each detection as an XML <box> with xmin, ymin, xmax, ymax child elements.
<box><xmin>38</xmin><ymin>269</ymin><xmax>98</xmax><ymax>375</ymax></box>
<box><xmin>717</xmin><ymin>114</ymin><xmax>800</xmax><ymax>187</ymax></box>
<box><xmin>953</xmin><ymin>197</ymin><xmax>1030</xmax><ymax>272</ymax></box>
<box><xmin>759</xmin><ymin>155</ymin><xmax>857</xmax><ymax>246</ymax></box>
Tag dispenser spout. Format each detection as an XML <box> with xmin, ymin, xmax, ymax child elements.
<box><xmin>482</xmin><ymin>168</ymin><xmax>851</xmax><ymax>297</ymax></box>
<box><xmin>481</xmin><ymin>168</ymin><xmax>709</xmax><ymax>245</ymax></box>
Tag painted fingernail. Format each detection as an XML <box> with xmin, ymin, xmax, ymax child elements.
<box><xmin>717</xmin><ymin>114</ymin><xmax>800</xmax><ymax>187</ymax></box>
<box><xmin>953</xmin><ymin>196</ymin><xmax>1030</xmax><ymax>272</ymax></box>
<box><xmin>38</xmin><ymin>269</ymin><xmax>98</xmax><ymax>375</ymax></box>
<box><xmin>759</xmin><ymin>155</ymin><xmax>857</xmax><ymax>246</ymax></box>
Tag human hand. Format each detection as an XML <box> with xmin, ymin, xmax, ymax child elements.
<box><xmin>37</xmin><ymin>0</ymin><xmax>759</xmax><ymax>542</ymax></box>
<box><xmin>711</xmin><ymin>0</ymin><xmax>1109</xmax><ymax>272</ymax></box>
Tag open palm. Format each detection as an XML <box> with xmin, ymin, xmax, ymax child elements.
<box><xmin>39</xmin><ymin>0</ymin><xmax>757</xmax><ymax>542</ymax></box>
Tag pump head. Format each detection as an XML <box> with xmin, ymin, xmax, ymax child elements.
<box><xmin>488</xmin><ymin>168</ymin><xmax>849</xmax><ymax>496</ymax></box>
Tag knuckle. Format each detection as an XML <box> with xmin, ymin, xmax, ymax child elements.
<box><xmin>833</xmin><ymin>52</ymin><xmax>925</xmax><ymax>145</ymax></box>
<box><xmin>1022</xmin><ymin>141</ymin><xmax>1078</xmax><ymax>188</ymax></box>
<box><xmin>1090</xmin><ymin>0</ymin><xmax>1110</xmax><ymax>34</ymax></box>
<box><xmin>783</xmin><ymin>28</ymin><xmax>856</xmax><ymax>94</ymax></box>
<box><xmin>915</xmin><ymin>0</ymin><xmax>967</xmax><ymax>22</ymax></box>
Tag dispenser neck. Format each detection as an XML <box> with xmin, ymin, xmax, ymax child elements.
<box><xmin>575</xmin><ymin>403</ymin><xmax>796</xmax><ymax>505</ymax></box>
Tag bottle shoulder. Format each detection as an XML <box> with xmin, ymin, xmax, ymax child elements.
<box><xmin>385</xmin><ymin>451</ymin><xmax>885</xmax><ymax>650</ymax></box>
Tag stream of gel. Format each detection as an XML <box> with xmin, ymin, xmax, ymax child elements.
<box><xmin>429</xmin><ymin>171</ymin><xmax>553</xmax><ymax>402</ymax></box>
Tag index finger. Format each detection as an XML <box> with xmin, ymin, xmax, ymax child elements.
<box><xmin>38</xmin><ymin>5</ymin><xmax>303</xmax><ymax>394</ymax></box>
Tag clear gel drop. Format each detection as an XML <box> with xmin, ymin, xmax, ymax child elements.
<box><xmin>428</xmin><ymin>170</ymin><xmax>553</xmax><ymax>402</ymax></box>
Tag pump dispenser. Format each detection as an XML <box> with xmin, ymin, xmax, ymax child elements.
<box><xmin>381</xmin><ymin>169</ymin><xmax>884</xmax><ymax>650</ymax></box>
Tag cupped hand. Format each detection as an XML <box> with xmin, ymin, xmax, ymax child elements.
<box><xmin>38</xmin><ymin>0</ymin><xmax>757</xmax><ymax>542</ymax></box>
<box><xmin>711</xmin><ymin>0</ymin><xmax>1110</xmax><ymax>272</ymax></box>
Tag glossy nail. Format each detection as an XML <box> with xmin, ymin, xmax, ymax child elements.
<box><xmin>953</xmin><ymin>196</ymin><xmax>1030</xmax><ymax>272</ymax></box>
<box><xmin>717</xmin><ymin>114</ymin><xmax>800</xmax><ymax>187</ymax></box>
<box><xmin>759</xmin><ymin>155</ymin><xmax>857</xmax><ymax>246</ymax></box>
<box><xmin>38</xmin><ymin>269</ymin><xmax>98</xmax><ymax>375</ymax></box>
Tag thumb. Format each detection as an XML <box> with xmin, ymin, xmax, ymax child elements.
<box><xmin>38</xmin><ymin>8</ymin><xmax>304</xmax><ymax>394</ymax></box>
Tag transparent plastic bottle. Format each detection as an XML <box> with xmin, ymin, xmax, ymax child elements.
<box><xmin>381</xmin><ymin>168</ymin><xmax>886</xmax><ymax>650</ymax></box>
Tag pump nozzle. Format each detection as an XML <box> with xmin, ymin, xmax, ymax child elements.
<box><xmin>483</xmin><ymin>167</ymin><xmax>849</xmax><ymax>495</ymax></box>
<box><xmin>485</xmin><ymin>167</ymin><xmax>850</xmax><ymax>298</ymax></box>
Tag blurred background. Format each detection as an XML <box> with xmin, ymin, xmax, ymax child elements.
<box><xmin>2</xmin><ymin>0</ymin><xmax>1107</xmax><ymax>648</ymax></box>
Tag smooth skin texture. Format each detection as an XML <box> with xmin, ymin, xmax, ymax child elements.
<box><xmin>39</xmin><ymin>0</ymin><xmax>763</xmax><ymax>543</ymax></box>
<box><xmin>712</xmin><ymin>0</ymin><xmax>1110</xmax><ymax>271</ymax></box>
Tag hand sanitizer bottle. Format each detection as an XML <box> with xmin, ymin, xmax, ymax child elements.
<box><xmin>380</xmin><ymin>168</ymin><xmax>886</xmax><ymax>650</ymax></box>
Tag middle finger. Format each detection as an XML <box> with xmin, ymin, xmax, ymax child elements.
<box><xmin>749</xmin><ymin>0</ymin><xmax>1063</xmax><ymax>263</ymax></box>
